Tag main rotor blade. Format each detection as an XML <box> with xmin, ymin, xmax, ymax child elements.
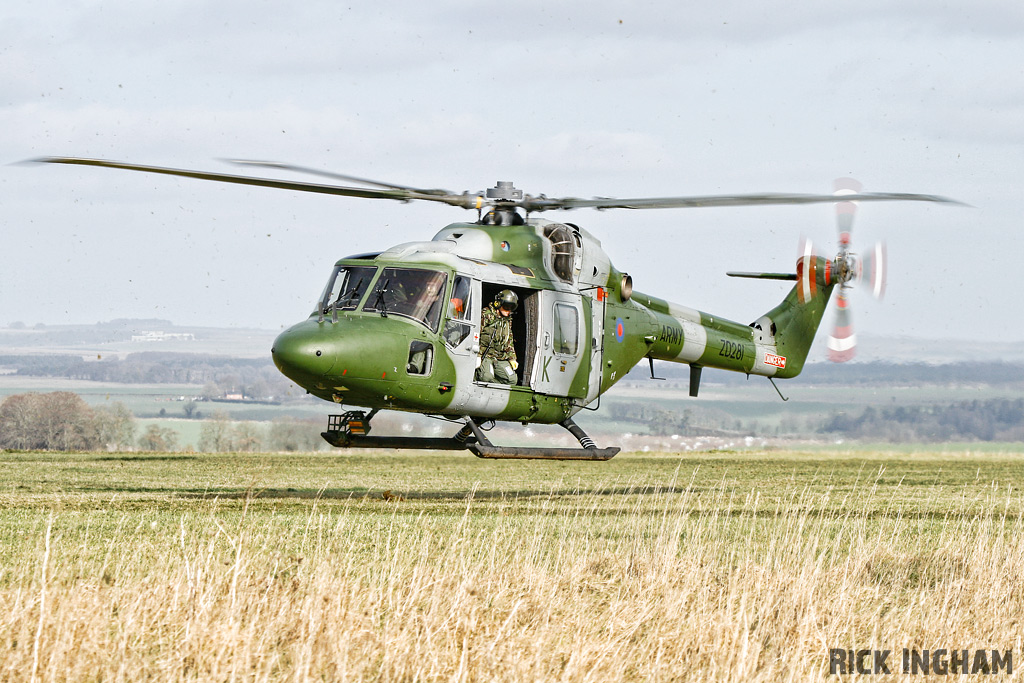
<box><xmin>523</xmin><ymin>191</ymin><xmax>963</xmax><ymax>212</ymax></box>
<box><xmin>223</xmin><ymin>159</ymin><xmax>453</xmax><ymax>196</ymax></box>
<box><xmin>31</xmin><ymin>157</ymin><xmax>485</xmax><ymax>209</ymax></box>
<box><xmin>726</xmin><ymin>271</ymin><xmax>798</xmax><ymax>281</ymax></box>
<box><xmin>31</xmin><ymin>157</ymin><xmax>964</xmax><ymax>214</ymax></box>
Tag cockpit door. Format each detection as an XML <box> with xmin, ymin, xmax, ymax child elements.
<box><xmin>531</xmin><ymin>291</ymin><xmax>590</xmax><ymax>398</ymax></box>
<box><xmin>442</xmin><ymin>275</ymin><xmax>480</xmax><ymax>357</ymax></box>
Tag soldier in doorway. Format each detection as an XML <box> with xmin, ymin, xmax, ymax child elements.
<box><xmin>476</xmin><ymin>289</ymin><xmax>518</xmax><ymax>385</ymax></box>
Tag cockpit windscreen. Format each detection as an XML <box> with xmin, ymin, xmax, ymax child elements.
<box><xmin>362</xmin><ymin>268</ymin><xmax>448</xmax><ymax>332</ymax></box>
<box><xmin>319</xmin><ymin>265</ymin><xmax>377</xmax><ymax>318</ymax></box>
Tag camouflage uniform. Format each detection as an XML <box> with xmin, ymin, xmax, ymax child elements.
<box><xmin>476</xmin><ymin>301</ymin><xmax>517</xmax><ymax>384</ymax></box>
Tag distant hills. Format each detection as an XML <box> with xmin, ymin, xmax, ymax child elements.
<box><xmin>808</xmin><ymin>331</ymin><xmax>1024</xmax><ymax>364</ymax></box>
<box><xmin>1</xmin><ymin>319</ymin><xmax>1019</xmax><ymax>372</ymax></box>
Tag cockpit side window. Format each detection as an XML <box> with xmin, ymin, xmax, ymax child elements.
<box><xmin>449</xmin><ymin>276</ymin><xmax>471</xmax><ymax>321</ymax></box>
<box><xmin>443</xmin><ymin>275</ymin><xmax>473</xmax><ymax>347</ymax></box>
<box><xmin>319</xmin><ymin>265</ymin><xmax>377</xmax><ymax>321</ymax></box>
<box><xmin>362</xmin><ymin>267</ymin><xmax>448</xmax><ymax>332</ymax></box>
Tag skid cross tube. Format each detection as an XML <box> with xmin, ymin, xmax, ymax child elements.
<box><xmin>467</xmin><ymin>417</ymin><xmax>619</xmax><ymax>461</ymax></box>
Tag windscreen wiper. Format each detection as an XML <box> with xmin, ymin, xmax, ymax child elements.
<box><xmin>373</xmin><ymin>279</ymin><xmax>390</xmax><ymax>318</ymax></box>
<box><xmin>338</xmin><ymin>278</ymin><xmax>364</xmax><ymax>308</ymax></box>
<box><xmin>331</xmin><ymin>277</ymin><xmax>365</xmax><ymax>321</ymax></box>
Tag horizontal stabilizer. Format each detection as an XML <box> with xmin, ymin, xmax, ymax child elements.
<box><xmin>726</xmin><ymin>271</ymin><xmax>798</xmax><ymax>281</ymax></box>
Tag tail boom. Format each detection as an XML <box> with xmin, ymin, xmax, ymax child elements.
<box><xmin>634</xmin><ymin>257</ymin><xmax>837</xmax><ymax>380</ymax></box>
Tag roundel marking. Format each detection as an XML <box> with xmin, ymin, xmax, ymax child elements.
<box><xmin>614</xmin><ymin>318</ymin><xmax>625</xmax><ymax>343</ymax></box>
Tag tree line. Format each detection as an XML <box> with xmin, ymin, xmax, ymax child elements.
<box><xmin>607</xmin><ymin>395</ymin><xmax>1024</xmax><ymax>442</ymax></box>
<box><xmin>821</xmin><ymin>399</ymin><xmax>1024</xmax><ymax>442</ymax></box>
<box><xmin>608</xmin><ymin>402</ymin><xmax>742</xmax><ymax>437</ymax></box>
<box><xmin>0</xmin><ymin>392</ymin><xmax>326</xmax><ymax>452</ymax></box>
<box><xmin>196</xmin><ymin>414</ymin><xmax>325</xmax><ymax>452</ymax></box>
<box><xmin>0</xmin><ymin>392</ymin><xmax>135</xmax><ymax>451</ymax></box>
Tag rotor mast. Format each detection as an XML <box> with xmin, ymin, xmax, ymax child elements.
<box><xmin>479</xmin><ymin>181</ymin><xmax>526</xmax><ymax>226</ymax></box>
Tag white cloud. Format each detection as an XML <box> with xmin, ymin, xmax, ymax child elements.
<box><xmin>0</xmin><ymin>0</ymin><xmax>1020</xmax><ymax>339</ymax></box>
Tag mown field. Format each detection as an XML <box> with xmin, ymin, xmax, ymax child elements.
<box><xmin>2</xmin><ymin>446</ymin><xmax>1023</xmax><ymax>681</ymax></box>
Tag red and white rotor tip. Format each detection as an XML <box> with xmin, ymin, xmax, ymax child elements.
<box><xmin>834</xmin><ymin>177</ymin><xmax>862</xmax><ymax>242</ymax></box>
<box><xmin>827</xmin><ymin>291</ymin><xmax>857</xmax><ymax>362</ymax></box>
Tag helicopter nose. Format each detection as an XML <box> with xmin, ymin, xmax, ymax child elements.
<box><xmin>271</xmin><ymin>320</ymin><xmax>338</xmax><ymax>385</ymax></box>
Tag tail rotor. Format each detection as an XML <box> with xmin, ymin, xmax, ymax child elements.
<box><xmin>821</xmin><ymin>178</ymin><xmax>886</xmax><ymax>362</ymax></box>
<box><xmin>728</xmin><ymin>177</ymin><xmax>897</xmax><ymax>363</ymax></box>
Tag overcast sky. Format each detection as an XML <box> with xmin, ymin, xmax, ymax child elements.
<box><xmin>2</xmin><ymin>1</ymin><xmax>1022</xmax><ymax>353</ymax></box>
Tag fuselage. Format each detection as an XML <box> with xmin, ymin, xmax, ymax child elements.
<box><xmin>271</xmin><ymin>216</ymin><xmax>828</xmax><ymax>424</ymax></box>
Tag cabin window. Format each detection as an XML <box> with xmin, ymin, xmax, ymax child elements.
<box><xmin>552</xmin><ymin>302</ymin><xmax>579</xmax><ymax>355</ymax></box>
<box><xmin>407</xmin><ymin>340</ymin><xmax>434</xmax><ymax>375</ymax></box>
<box><xmin>319</xmin><ymin>265</ymin><xmax>376</xmax><ymax>319</ymax></box>
<box><xmin>362</xmin><ymin>268</ymin><xmax>448</xmax><ymax>332</ymax></box>
<box><xmin>443</xmin><ymin>275</ymin><xmax>473</xmax><ymax>348</ymax></box>
<box><xmin>544</xmin><ymin>224</ymin><xmax>576</xmax><ymax>283</ymax></box>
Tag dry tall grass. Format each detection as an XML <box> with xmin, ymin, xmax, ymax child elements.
<box><xmin>2</xmin><ymin>456</ymin><xmax>1023</xmax><ymax>680</ymax></box>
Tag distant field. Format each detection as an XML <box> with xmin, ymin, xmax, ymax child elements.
<box><xmin>4</xmin><ymin>371</ymin><xmax>1020</xmax><ymax>450</ymax></box>
<box><xmin>2</xmin><ymin>446</ymin><xmax>1022</xmax><ymax>680</ymax></box>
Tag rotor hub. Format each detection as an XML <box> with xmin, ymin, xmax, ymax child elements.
<box><xmin>835</xmin><ymin>252</ymin><xmax>858</xmax><ymax>286</ymax></box>
<box><xmin>485</xmin><ymin>181</ymin><xmax>523</xmax><ymax>202</ymax></box>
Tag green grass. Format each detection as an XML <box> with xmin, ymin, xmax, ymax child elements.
<box><xmin>3</xmin><ymin>447</ymin><xmax>1023</xmax><ymax>680</ymax></box>
<box><xmin>4</xmin><ymin>446</ymin><xmax>1024</xmax><ymax>569</ymax></box>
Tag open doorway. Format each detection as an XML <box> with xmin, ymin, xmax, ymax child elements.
<box><xmin>479</xmin><ymin>283</ymin><xmax>539</xmax><ymax>387</ymax></box>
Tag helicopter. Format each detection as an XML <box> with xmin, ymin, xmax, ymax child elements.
<box><xmin>33</xmin><ymin>157</ymin><xmax>958</xmax><ymax>460</ymax></box>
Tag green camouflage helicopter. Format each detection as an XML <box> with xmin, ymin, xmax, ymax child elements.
<box><xmin>35</xmin><ymin>157</ymin><xmax>957</xmax><ymax>459</ymax></box>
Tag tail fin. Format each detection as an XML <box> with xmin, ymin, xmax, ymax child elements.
<box><xmin>756</xmin><ymin>257</ymin><xmax>836</xmax><ymax>378</ymax></box>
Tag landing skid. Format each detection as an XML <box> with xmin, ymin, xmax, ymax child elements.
<box><xmin>468</xmin><ymin>443</ymin><xmax>618</xmax><ymax>461</ymax></box>
<box><xmin>321</xmin><ymin>413</ymin><xmax>619</xmax><ymax>461</ymax></box>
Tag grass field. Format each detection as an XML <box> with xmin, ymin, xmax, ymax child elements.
<box><xmin>2</xmin><ymin>446</ymin><xmax>1023</xmax><ymax>680</ymax></box>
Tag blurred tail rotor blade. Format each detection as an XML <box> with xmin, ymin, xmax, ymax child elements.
<box><xmin>827</xmin><ymin>292</ymin><xmax>857</xmax><ymax>362</ymax></box>
<box><xmin>834</xmin><ymin>177</ymin><xmax>863</xmax><ymax>249</ymax></box>
<box><xmin>861</xmin><ymin>241</ymin><xmax>888</xmax><ymax>300</ymax></box>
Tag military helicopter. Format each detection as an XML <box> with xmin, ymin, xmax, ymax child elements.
<box><xmin>33</xmin><ymin>157</ymin><xmax>957</xmax><ymax>460</ymax></box>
